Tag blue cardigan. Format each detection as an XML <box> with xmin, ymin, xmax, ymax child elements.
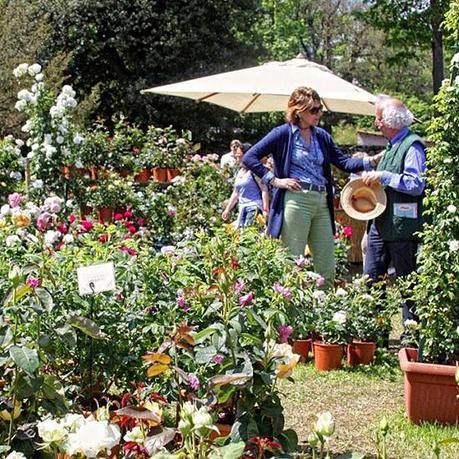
<box><xmin>242</xmin><ymin>123</ymin><xmax>365</xmax><ymax>237</ymax></box>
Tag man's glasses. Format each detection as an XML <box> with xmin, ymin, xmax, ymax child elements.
<box><xmin>309</xmin><ymin>105</ymin><xmax>323</xmax><ymax>115</ymax></box>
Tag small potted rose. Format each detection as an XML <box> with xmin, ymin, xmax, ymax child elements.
<box><xmin>312</xmin><ymin>287</ymin><xmax>351</xmax><ymax>371</ymax></box>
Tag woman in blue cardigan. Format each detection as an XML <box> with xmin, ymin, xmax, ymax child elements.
<box><xmin>243</xmin><ymin>87</ymin><xmax>376</xmax><ymax>288</ymax></box>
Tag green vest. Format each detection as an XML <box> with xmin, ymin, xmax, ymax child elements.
<box><xmin>375</xmin><ymin>132</ymin><xmax>425</xmax><ymax>241</ymax></box>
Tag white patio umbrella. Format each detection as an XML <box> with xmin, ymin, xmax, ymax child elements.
<box><xmin>142</xmin><ymin>55</ymin><xmax>376</xmax><ymax>116</ymax></box>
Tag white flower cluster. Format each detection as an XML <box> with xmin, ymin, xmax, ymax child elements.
<box><xmin>332</xmin><ymin>310</ymin><xmax>347</xmax><ymax>325</ymax></box>
<box><xmin>14</xmin><ymin>63</ymin><xmax>44</xmax><ymax>111</ymax></box>
<box><xmin>37</xmin><ymin>413</ymin><xmax>121</xmax><ymax>458</ymax></box>
<box><xmin>50</xmin><ymin>85</ymin><xmax>77</xmax><ymax>119</ymax></box>
<box><xmin>448</xmin><ymin>240</ymin><xmax>459</xmax><ymax>252</ymax></box>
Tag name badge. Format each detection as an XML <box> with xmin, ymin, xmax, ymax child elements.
<box><xmin>394</xmin><ymin>203</ymin><xmax>418</xmax><ymax>219</ymax></box>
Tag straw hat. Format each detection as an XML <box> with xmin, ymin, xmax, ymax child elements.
<box><xmin>341</xmin><ymin>178</ymin><xmax>387</xmax><ymax>221</ymax></box>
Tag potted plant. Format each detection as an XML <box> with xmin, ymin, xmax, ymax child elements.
<box><xmin>346</xmin><ymin>276</ymin><xmax>395</xmax><ymax>366</ymax></box>
<box><xmin>109</xmin><ymin>121</ymin><xmax>145</xmax><ymax>177</ymax></box>
<box><xmin>76</xmin><ymin>129</ymin><xmax>110</xmax><ymax>179</ymax></box>
<box><xmin>86</xmin><ymin>171</ymin><xmax>134</xmax><ymax>223</ymax></box>
<box><xmin>399</xmin><ymin>16</ymin><xmax>459</xmax><ymax>425</ymax></box>
<box><xmin>313</xmin><ymin>288</ymin><xmax>351</xmax><ymax>371</ymax></box>
<box><xmin>290</xmin><ymin>298</ymin><xmax>316</xmax><ymax>361</ymax></box>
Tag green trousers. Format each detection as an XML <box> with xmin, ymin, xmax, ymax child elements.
<box><xmin>281</xmin><ymin>190</ymin><xmax>335</xmax><ymax>289</ymax></box>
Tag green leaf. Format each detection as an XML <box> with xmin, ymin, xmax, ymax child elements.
<box><xmin>9</xmin><ymin>346</ymin><xmax>39</xmax><ymax>374</ymax></box>
<box><xmin>42</xmin><ymin>375</ymin><xmax>66</xmax><ymax>401</ymax></box>
<box><xmin>35</xmin><ymin>288</ymin><xmax>54</xmax><ymax>312</ymax></box>
<box><xmin>194</xmin><ymin>345</ymin><xmax>217</xmax><ymax>364</ymax></box>
<box><xmin>0</xmin><ymin>327</ymin><xmax>13</xmax><ymax>349</ymax></box>
<box><xmin>17</xmin><ymin>375</ymin><xmax>44</xmax><ymax>399</ymax></box>
<box><xmin>209</xmin><ymin>441</ymin><xmax>245</xmax><ymax>459</ymax></box>
<box><xmin>279</xmin><ymin>429</ymin><xmax>298</xmax><ymax>453</ymax></box>
<box><xmin>68</xmin><ymin>315</ymin><xmax>107</xmax><ymax>340</ymax></box>
<box><xmin>192</xmin><ymin>326</ymin><xmax>217</xmax><ymax>344</ymax></box>
<box><xmin>5</xmin><ymin>284</ymin><xmax>32</xmax><ymax>304</ymax></box>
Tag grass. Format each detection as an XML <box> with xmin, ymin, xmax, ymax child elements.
<box><xmin>279</xmin><ymin>352</ymin><xmax>459</xmax><ymax>458</ymax></box>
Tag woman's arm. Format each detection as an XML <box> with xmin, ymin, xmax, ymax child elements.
<box><xmin>255</xmin><ymin>176</ymin><xmax>270</xmax><ymax>215</ymax></box>
<box><xmin>221</xmin><ymin>189</ymin><xmax>239</xmax><ymax>221</ymax></box>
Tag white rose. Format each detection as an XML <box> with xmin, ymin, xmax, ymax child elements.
<box><xmin>448</xmin><ymin>240</ymin><xmax>459</xmax><ymax>252</ymax></box>
<box><xmin>63</xmin><ymin>234</ymin><xmax>74</xmax><ymax>244</ymax></box>
<box><xmin>28</xmin><ymin>63</ymin><xmax>42</xmax><ymax>76</ymax></box>
<box><xmin>15</xmin><ymin>100</ymin><xmax>27</xmax><ymax>111</ymax></box>
<box><xmin>44</xmin><ymin>230</ymin><xmax>60</xmax><ymax>245</ymax></box>
<box><xmin>17</xmin><ymin>89</ymin><xmax>33</xmax><ymax>101</ymax></box>
<box><xmin>192</xmin><ymin>407</ymin><xmax>213</xmax><ymax>431</ymax></box>
<box><xmin>1</xmin><ymin>204</ymin><xmax>11</xmax><ymax>216</ymax></box>
<box><xmin>335</xmin><ymin>287</ymin><xmax>348</xmax><ymax>297</ymax></box>
<box><xmin>447</xmin><ymin>205</ymin><xmax>457</xmax><ymax>214</ymax></box>
<box><xmin>64</xmin><ymin>420</ymin><xmax>120</xmax><ymax>458</ymax></box>
<box><xmin>21</xmin><ymin>120</ymin><xmax>32</xmax><ymax>133</ymax></box>
<box><xmin>13</xmin><ymin>63</ymin><xmax>29</xmax><ymax>78</ymax></box>
<box><xmin>27</xmin><ymin>152</ymin><xmax>35</xmax><ymax>159</ymax></box>
<box><xmin>37</xmin><ymin>418</ymin><xmax>68</xmax><ymax>444</ymax></box>
<box><xmin>315</xmin><ymin>411</ymin><xmax>335</xmax><ymax>437</ymax></box>
<box><xmin>56</xmin><ymin>135</ymin><xmax>64</xmax><ymax>144</ymax></box>
<box><xmin>35</xmin><ymin>73</ymin><xmax>44</xmax><ymax>82</ymax></box>
<box><xmin>73</xmin><ymin>133</ymin><xmax>84</xmax><ymax>145</ymax></box>
<box><xmin>332</xmin><ymin>311</ymin><xmax>347</xmax><ymax>325</ymax></box>
<box><xmin>61</xmin><ymin>85</ymin><xmax>76</xmax><ymax>98</ymax></box>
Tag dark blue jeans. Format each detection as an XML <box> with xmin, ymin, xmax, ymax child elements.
<box><xmin>364</xmin><ymin>222</ymin><xmax>419</xmax><ymax>328</ymax></box>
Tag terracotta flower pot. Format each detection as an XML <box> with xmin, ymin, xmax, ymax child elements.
<box><xmin>80</xmin><ymin>205</ymin><xmax>93</xmax><ymax>220</ymax></box>
<box><xmin>97</xmin><ymin>207</ymin><xmax>114</xmax><ymax>224</ymax></box>
<box><xmin>347</xmin><ymin>340</ymin><xmax>376</xmax><ymax>366</ymax></box>
<box><xmin>313</xmin><ymin>342</ymin><xmax>343</xmax><ymax>371</ymax></box>
<box><xmin>167</xmin><ymin>168</ymin><xmax>181</xmax><ymax>181</ymax></box>
<box><xmin>152</xmin><ymin>167</ymin><xmax>168</xmax><ymax>183</ymax></box>
<box><xmin>399</xmin><ymin>347</ymin><xmax>458</xmax><ymax>425</ymax></box>
<box><xmin>209</xmin><ymin>423</ymin><xmax>232</xmax><ymax>441</ymax></box>
<box><xmin>291</xmin><ymin>339</ymin><xmax>312</xmax><ymax>361</ymax></box>
<box><xmin>134</xmin><ymin>168</ymin><xmax>151</xmax><ymax>183</ymax></box>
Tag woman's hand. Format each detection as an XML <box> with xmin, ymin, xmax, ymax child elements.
<box><xmin>370</xmin><ymin>152</ymin><xmax>384</xmax><ymax>168</ymax></box>
<box><xmin>271</xmin><ymin>177</ymin><xmax>301</xmax><ymax>191</ymax></box>
<box><xmin>221</xmin><ymin>209</ymin><xmax>230</xmax><ymax>221</ymax></box>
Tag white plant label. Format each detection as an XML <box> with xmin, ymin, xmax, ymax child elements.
<box><xmin>77</xmin><ymin>262</ymin><xmax>116</xmax><ymax>295</ymax></box>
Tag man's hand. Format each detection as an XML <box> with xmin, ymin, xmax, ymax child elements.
<box><xmin>361</xmin><ymin>171</ymin><xmax>384</xmax><ymax>186</ymax></box>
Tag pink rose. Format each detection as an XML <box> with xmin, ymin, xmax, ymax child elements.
<box><xmin>8</xmin><ymin>193</ymin><xmax>23</xmax><ymax>208</ymax></box>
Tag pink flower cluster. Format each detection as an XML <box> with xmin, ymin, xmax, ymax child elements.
<box><xmin>273</xmin><ymin>282</ymin><xmax>292</xmax><ymax>301</ymax></box>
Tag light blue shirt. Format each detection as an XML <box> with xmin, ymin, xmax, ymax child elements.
<box><xmin>380</xmin><ymin>127</ymin><xmax>426</xmax><ymax>196</ymax></box>
<box><xmin>289</xmin><ymin>125</ymin><xmax>327</xmax><ymax>187</ymax></box>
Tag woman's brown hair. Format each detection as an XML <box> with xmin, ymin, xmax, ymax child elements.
<box><xmin>285</xmin><ymin>87</ymin><xmax>321</xmax><ymax>124</ymax></box>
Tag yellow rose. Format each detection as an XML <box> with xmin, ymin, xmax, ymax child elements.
<box><xmin>12</xmin><ymin>213</ymin><xmax>31</xmax><ymax>227</ymax></box>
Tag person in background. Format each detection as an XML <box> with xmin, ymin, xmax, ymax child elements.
<box><xmin>222</xmin><ymin>143</ymin><xmax>270</xmax><ymax>228</ymax></box>
<box><xmin>220</xmin><ymin>139</ymin><xmax>241</xmax><ymax>169</ymax></box>
<box><xmin>362</xmin><ymin>95</ymin><xmax>426</xmax><ymax>333</ymax></box>
<box><xmin>243</xmin><ymin>86</ymin><xmax>379</xmax><ymax>289</ymax></box>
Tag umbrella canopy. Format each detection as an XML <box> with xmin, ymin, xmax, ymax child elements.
<box><xmin>142</xmin><ymin>55</ymin><xmax>376</xmax><ymax>116</ymax></box>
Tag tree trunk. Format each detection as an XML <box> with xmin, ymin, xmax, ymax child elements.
<box><xmin>431</xmin><ymin>0</ymin><xmax>444</xmax><ymax>94</ymax></box>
